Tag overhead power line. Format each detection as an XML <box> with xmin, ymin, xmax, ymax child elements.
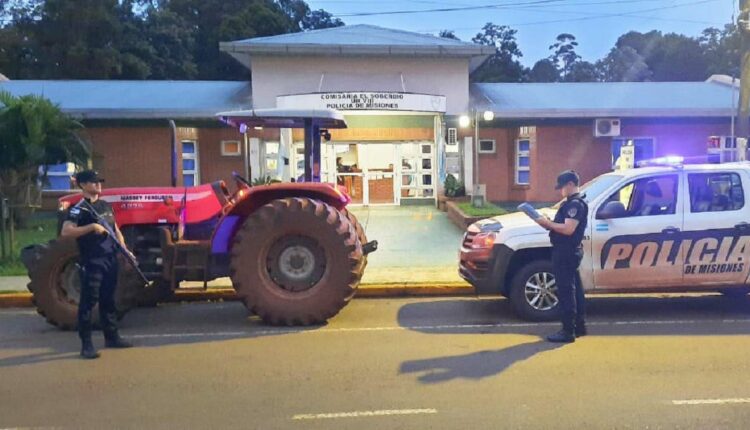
<box><xmin>328</xmin><ymin>0</ymin><xmax>721</xmax><ymax>21</ymax></box>
<box><xmin>333</xmin><ymin>0</ymin><xmax>568</xmax><ymax>17</ymax></box>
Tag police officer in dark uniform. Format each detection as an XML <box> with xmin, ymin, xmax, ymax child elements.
<box><xmin>535</xmin><ymin>170</ymin><xmax>589</xmax><ymax>343</ymax></box>
<box><xmin>61</xmin><ymin>170</ymin><xmax>133</xmax><ymax>359</ymax></box>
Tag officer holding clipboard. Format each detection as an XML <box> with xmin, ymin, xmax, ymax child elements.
<box><xmin>524</xmin><ymin>170</ymin><xmax>589</xmax><ymax>343</ymax></box>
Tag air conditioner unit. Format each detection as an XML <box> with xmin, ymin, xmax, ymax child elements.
<box><xmin>447</xmin><ymin>128</ymin><xmax>458</xmax><ymax>145</ymax></box>
<box><xmin>594</xmin><ymin>118</ymin><xmax>621</xmax><ymax>137</ymax></box>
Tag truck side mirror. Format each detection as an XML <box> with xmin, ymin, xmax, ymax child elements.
<box><xmin>596</xmin><ymin>201</ymin><xmax>626</xmax><ymax>220</ymax></box>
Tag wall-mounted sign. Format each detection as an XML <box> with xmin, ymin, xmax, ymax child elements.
<box><xmin>277</xmin><ymin>92</ymin><xmax>447</xmax><ymax>113</ymax></box>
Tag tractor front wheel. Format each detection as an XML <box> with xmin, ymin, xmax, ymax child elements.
<box><xmin>230</xmin><ymin>198</ymin><xmax>363</xmax><ymax>326</ymax></box>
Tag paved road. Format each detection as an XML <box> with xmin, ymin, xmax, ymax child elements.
<box><xmin>1</xmin><ymin>295</ymin><xmax>750</xmax><ymax>429</ymax></box>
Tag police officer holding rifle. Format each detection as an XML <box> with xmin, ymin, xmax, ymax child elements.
<box><xmin>534</xmin><ymin>170</ymin><xmax>589</xmax><ymax>343</ymax></box>
<box><xmin>61</xmin><ymin>170</ymin><xmax>134</xmax><ymax>359</ymax></box>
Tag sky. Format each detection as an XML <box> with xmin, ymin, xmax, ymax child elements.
<box><xmin>306</xmin><ymin>0</ymin><xmax>737</xmax><ymax>66</ymax></box>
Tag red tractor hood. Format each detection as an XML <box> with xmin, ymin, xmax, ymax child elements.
<box><xmin>59</xmin><ymin>182</ymin><xmax>228</xmax><ymax>226</ymax></box>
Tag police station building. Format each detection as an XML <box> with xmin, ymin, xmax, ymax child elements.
<box><xmin>0</xmin><ymin>25</ymin><xmax>739</xmax><ymax>206</ymax></box>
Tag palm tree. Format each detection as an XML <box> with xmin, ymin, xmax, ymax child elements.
<box><xmin>0</xmin><ymin>91</ymin><xmax>89</xmax><ymax>224</ymax></box>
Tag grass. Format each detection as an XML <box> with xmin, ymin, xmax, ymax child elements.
<box><xmin>456</xmin><ymin>202</ymin><xmax>509</xmax><ymax>218</ymax></box>
<box><xmin>0</xmin><ymin>215</ymin><xmax>57</xmax><ymax>276</ymax></box>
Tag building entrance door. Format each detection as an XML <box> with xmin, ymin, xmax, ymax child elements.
<box><xmin>323</xmin><ymin>143</ymin><xmax>397</xmax><ymax>205</ymax></box>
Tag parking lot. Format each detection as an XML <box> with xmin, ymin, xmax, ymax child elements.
<box><xmin>2</xmin><ymin>294</ymin><xmax>750</xmax><ymax>429</ymax></box>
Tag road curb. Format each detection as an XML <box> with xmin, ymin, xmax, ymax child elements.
<box><xmin>0</xmin><ymin>283</ymin><xmax>474</xmax><ymax>308</ymax></box>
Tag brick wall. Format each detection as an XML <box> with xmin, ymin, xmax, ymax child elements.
<box><xmin>85</xmin><ymin>127</ymin><xmax>173</xmax><ymax>188</ymax></box>
<box><xmin>84</xmin><ymin>125</ymin><xmax>250</xmax><ymax>189</ymax></box>
<box><xmin>368</xmin><ymin>176</ymin><xmax>394</xmax><ymax>203</ymax></box>
<box><xmin>476</xmin><ymin>118</ymin><xmax>732</xmax><ymax>203</ymax></box>
<box><xmin>196</xmin><ymin>128</ymin><xmax>246</xmax><ymax>186</ymax></box>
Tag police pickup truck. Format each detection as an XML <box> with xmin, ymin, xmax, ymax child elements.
<box><xmin>460</xmin><ymin>161</ymin><xmax>750</xmax><ymax>321</ymax></box>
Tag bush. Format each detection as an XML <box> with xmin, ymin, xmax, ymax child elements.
<box><xmin>251</xmin><ymin>176</ymin><xmax>282</xmax><ymax>186</ymax></box>
<box><xmin>444</xmin><ymin>174</ymin><xmax>466</xmax><ymax>197</ymax></box>
<box><xmin>456</xmin><ymin>202</ymin><xmax>507</xmax><ymax>217</ymax></box>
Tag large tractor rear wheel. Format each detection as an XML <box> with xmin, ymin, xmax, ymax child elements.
<box><xmin>343</xmin><ymin>209</ymin><xmax>368</xmax><ymax>275</ymax></box>
<box><xmin>230</xmin><ymin>198</ymin><xmax>363</xmax><ymax>326</ymax></box>
<box><xmin>26</xmin><ymin>239</ymin><xmax>143</xmax><ymax>330</ymax></box>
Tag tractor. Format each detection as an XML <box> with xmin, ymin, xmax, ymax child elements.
<box><xmin>21</xmin><ymin>108</ymin><xmax>377</xmax><ymax>329</ymax></box>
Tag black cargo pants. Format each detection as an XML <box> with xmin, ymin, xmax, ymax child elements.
<box><xmin>78</xmin><ymin>254</ymin><xmax>119</xmax><ymax>341</ymax></box>
<box><xmin>551</xmin><ymin>246</ymin><xmax>586</xmax><ymax>333</ymax></box>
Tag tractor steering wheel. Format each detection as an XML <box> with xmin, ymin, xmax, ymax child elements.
<box><xmin>232</xmin><ymin>171</ymin><xmax>252</xmax><ymax>189</ymax></box>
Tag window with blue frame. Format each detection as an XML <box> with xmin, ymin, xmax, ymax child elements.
<box><xmin>41</xmin><ymin>163</ymin><xmax>75</xmax><ymax>190</ymax></box>
<box><xmin>182</xmin><ymin>140</ymin><xmax>200</xmax><ymax>186</ymax></box>
<box><xmin>516</xmin><ymin>139</ymin><xmax>531</xmax><ymax>185</ymax></box>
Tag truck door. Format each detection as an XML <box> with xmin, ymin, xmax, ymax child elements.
<box><xmin>682</xmin><ymin>170</ymin><xmax>750</xmax><ymax>286</ymax></box>
<box><xmin>591</xmin><ymin>173</ymin><xmax>685</xmax><ymax>289</ymax></box>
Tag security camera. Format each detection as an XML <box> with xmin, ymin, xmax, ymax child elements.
<box><xmin>321</xmin><ymin>129</ymin><xmax>332</xmax><ymax>141</ymax></box>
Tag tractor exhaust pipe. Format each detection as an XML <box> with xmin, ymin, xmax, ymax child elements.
<box><xmin>169</xmin><ymin>119</ymin><xmax>178</xmax><ymax>187</ymax></box>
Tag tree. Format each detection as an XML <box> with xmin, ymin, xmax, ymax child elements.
<box><xmin>138</xmin><ymin>7</ymin><xmax>198</xmax><ymax>79</ymax></box>
<box><xmin>528</xmin><ymin>59</ymin><xmax>559</xmax><ymax>82</ymax></box>
<box><xmin>0</xmin><ymin>0</ymin><xmax>343</xmax><ymax>80</ymax></box>
<box><xmin>438</xmin><ymin>30</ymin><xmax>460</xmax><ymax>40</ymax></box>
<box><xmin>0</xmin><ymin>92</ymin><xmax>89</xmax><ymax>221</ymax></box>
<box><xmin>549</xmin><ymin>33</ymin><xmax>580</xmax><ymax>79</ymax></box>
<box><xmin>700</xmin><ymin>24</ymin><xmax>741</xmax><ymax>77</ymax></box>
<box><xmin>31</xmin><ymin>0</ymin><xmax>146</xmax><ymax>79</ymax></box>
<box><xmin>648</xmin><ymin>33</ymin><xmax>710</xmax><ymax>81</ymax></box>
<box><xmin>597</xmin><ymin>46</ymin><xmax>652</xmax><ymax>82</ymax></box>
<box><xmin>301</xmin><ymin>9</ymin><xmax>344</xmax><ymax>30</ymax></box>
<box><xmin>565</xmin><ymin>61</ymin><xmax>599</xmax><ymax>82</ymax></box>
<box><xmin>615</xmin><ymin>30</ymin><xmax>710</xmax><ymax>81</ymax></box>
<box><xmin>471</xmin><ymin>23</ymin><xmax>526</xmax><ymax>83</ymax></box>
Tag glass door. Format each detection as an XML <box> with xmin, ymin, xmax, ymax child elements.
<box><xmin>400</xmin><ymin>142</ymin><xmax>435</xmax><ymax>200</ymax></box>
<box><xmin>331</xmin><ymin>144</ymin><xmax>364</xmax><ymax>204</ymax></box>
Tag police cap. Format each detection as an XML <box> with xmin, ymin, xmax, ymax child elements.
<box><xmin>555</xmin><ymin>170</ymin><xmax>579</xmax><ymax>190</ymax></box>
<box><xmin>74</xmin><ymin>170</ymin><xmax>105</xmax><ymax>185</ymax></box>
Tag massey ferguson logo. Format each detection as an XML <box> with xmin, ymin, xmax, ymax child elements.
<box><xmin>601</xmin><ymin>230</ymin><xmax>750</xmax><ymax>275</ymax></box>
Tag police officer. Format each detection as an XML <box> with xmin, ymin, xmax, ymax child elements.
<box><xmin>61</xmin><ymin>170</ymin><xmax>133</xmax><ymax>359</ymax></box>
<box><xmin>535</xmin><ymin>170</ymin><xmax>589</xmax><ymax>343</ymax></box>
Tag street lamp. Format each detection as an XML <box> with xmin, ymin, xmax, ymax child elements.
<box><xmin>458</xmin><ymin>115</ymin><xmax>471</xmax><ymax>128</ymax></box>
<box><xmin>459</xmin><ymin>110</ymin><xmax>494</xmax><ymax>206</ymax></box>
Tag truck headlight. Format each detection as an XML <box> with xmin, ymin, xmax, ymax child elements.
<box><xmin>472</xmin><ymin>232</ymin><xmax>497</xmax><ymax>249</ymax></box>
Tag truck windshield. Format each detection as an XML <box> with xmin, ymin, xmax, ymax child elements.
<box><xmin>551</xmin><ymin>174</ymin><xmax>623</xmax><ymax>209</ymax></box>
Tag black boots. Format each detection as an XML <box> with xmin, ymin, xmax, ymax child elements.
<box><xmin>104</xmin><ymin>334</ymin><xmax>133</xmax><ymax>349</ymax></box>
<box><xmin>546</xmin><ymin>329</ymin><xmax>576</xmax><ymax>343</ymax></box>
<box><xmin>80</xmin><ymin>334</ymin><xmax>132</xmax><ymax>359</ymax></box>
<box><xmin>80</xmin><ymin>339</ymin><xmax>100</xmax><ymax>359</ymax></box>
<box><xmin>547</xmin><ymin>322</ymin><xmax>587</xmax><ymax>343</ymax></box>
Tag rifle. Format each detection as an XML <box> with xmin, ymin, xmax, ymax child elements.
<box><xmin>79</xmin><ymin>199</ymin><xmax>149</xmax><ymax>285</ymax></box>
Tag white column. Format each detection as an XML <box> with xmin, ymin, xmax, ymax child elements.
<box><xmin>463</xmin><ymin>136</ymin><xmax>474</xmax><ymax>191</ymax></box>
<box><xmin>278</xmin><ymin>128</ymin><xmax>292</xmax><ymax>182</ymax></box>
<box><xmin>249</xmin><ymin>137</ymin><xmax>262</xmax><ymax>181</ymax></box>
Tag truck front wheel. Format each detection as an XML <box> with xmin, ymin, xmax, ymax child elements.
<box><xmin>509</xmin><ymin>260</ymin><xmax>561</xmax><ymax>321</ymax></box>
<box><xmin>230</xmin><ymin>198</ymin><xmax>363</xmax><ymax>326</ymax></box>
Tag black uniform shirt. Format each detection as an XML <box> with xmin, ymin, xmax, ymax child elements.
<box><xmin>66</xmin><ymin>198</ymin><xmax>117</xmax><ymax>261</ymax></box>
<box><xmin>550</xmin><ymin>193</ymin><xmax>588</xmax><ymax>249</ymax></box>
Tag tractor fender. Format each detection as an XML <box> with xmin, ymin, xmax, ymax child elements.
<box><xmin>210</xmin><ymin>183</ymin><xmax>350</xmax><ymax>254</ymax></box>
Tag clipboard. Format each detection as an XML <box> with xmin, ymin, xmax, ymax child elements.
<box><xmin>517</xmin><ymin>202</ymin><xmax>542</xmax><ymax>220</ymax></box>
